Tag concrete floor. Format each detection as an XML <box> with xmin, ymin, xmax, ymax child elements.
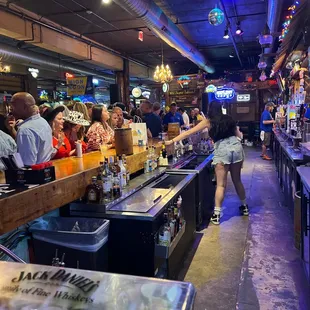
<box><xmin>179</xmin><ymin>148</ymin><xmax>310</xmax><ymax>310</ymax></box>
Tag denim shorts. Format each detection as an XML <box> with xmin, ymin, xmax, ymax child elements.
<box><xmin>213</xmin><ymin>136</ymin><xmax>245</xmax><ymax>166</ymax></box>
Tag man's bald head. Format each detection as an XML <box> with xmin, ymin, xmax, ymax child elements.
<box><xmin>11</xmin><ymin>92</ymin><xmax>37</xmax><ymax>120</ymax></box>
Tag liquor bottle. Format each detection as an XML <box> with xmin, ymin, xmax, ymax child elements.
<box><xmin>158</xmin><ymin>213</ymin><xmax>171</xmax><ymax>246</ymax></box>
<box><xmin>85</xmin><ymin>176</ymin><xmax>101</xmax><ymax>203</ymax></box>
<box><xmin>188</xmin><ymin>137</ymin><xmax>193</xmax><ymax>153</ymax></box>
<box><xmin>109</xmin><ymin>156</ymin><xmax>116</xmax><ymax>174</ymax></box>
<box><xmin>112</xmin><ymin>171</ymin><xmax>122</xmax><ymax>198</ymax></box>
<box><xmin>162</xmin><ymin>144</ymin><xmax>169</xmax><ymax>165</ymax></box>
<box><xmin>96</xmin><ymin>163</ymin><xmax>104</xmax><ymax>201</ymax></box>
<box><xmin>118</xmin><ymin>155</ymin><xmax>127</xmax><ymax>188</ymax></box>
<box><xmin>144</xmin><ymin>147</ymin><xmax>151</xmax><ymax>173</ymax></box>
<box><xmin>122</xmin><ymin>154</ymin><xmax>130</xmax><ymax>184</ymax></box>
<box><xmin>152</xmin><ymin>146</ymin><xmax>158</xmax><ymax>170</ymax></box>
<box><xmin>177</xmin><ymin>196</ymin><xmax>183</xmax><ymax>230</ymax></box>
<box><xmin>102</xmin><ymin>160</ymin><xmax>112</xmax><ymax>203</ymax></box>
<box><xmin>114</xmin><ymin>156</ymin><xmax>121</xmax><ymax>175</ymax></box>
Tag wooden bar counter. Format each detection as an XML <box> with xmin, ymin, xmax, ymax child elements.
<box><xmin>0</xmin><ymin>141</ymin><xmax>164</xmax><ymax>235</ymax></box>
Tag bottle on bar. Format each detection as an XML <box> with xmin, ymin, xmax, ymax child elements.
<box><xmin>161</xmin><ymin>144</ymin><xmax>168</xmax><ymax>165</ymax></box>
<box><xmin>118</xmin><ymin>155</ymin><xmax>127</xmax><ymax>188</ymax></box>
<box><xmin>112</xmin><ymin>171</ymin><xmax>122</xmax><ymax>198</ymax></box>
<box><xmin>85</xmin><ymin>176</ymin><xmax>101</xmax><ymax>203</ymax></box>
<box><xmin>102</xmin><ymin>159</ymin><xmax>112</xmax><ymax>203</ymax></box>
<box><xmin>188</xmin><ymin>137</ymin><xmax>193</xmax><ymax>153</ymax></box>
<box><xmin>122</xmin><ymin>154</ymin><xmax>130</xmax><ymax>184</ymax></box>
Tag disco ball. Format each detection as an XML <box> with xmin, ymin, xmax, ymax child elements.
<box><xmin>208</xmin><ymin>8</ymin><xmax>225</xmax><ymax>26</ymax></box>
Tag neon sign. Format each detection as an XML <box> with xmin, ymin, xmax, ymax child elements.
<box><xmin>177</xmin><ymin>75</ymin><xmax>191</xmax><ymax>88</ymax></box>
<box><xmin>205</xmin><ymin>84</ymin><xmax>217</xmax><ymax>93</ymax></box>
<box><xmin>215</xmin><ymin>88</ymin><xmax>235</xmax><ymax>100</ymax></box>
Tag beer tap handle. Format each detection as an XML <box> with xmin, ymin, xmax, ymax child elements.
<box><xmin>52</xmin><ymin>249</ymin><xmax>60</xmax><ymax>267</ymax></box>
<box><xmin>60</xmin><ymin>253</ymin><xmax>66</xmax><ymax>267</ymax></box>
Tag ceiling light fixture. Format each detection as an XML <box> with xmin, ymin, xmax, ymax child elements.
<box><xmin>153</xmin><ymin>44</ymin><xmax>173</xmax><ymax>84</ymax></box>
<box><xmin>229</xmin><ymin>53</ymin><xmax>234</xmax><ymax>58</ymax></box>
<box><xmin>223</xmin><ymin>28</ymin><xmax>229</xmax><ymax>39</ymax></box>
<box><xmin>102</xmin><ymin>0</ymin><xmax>111</xmax><ymax>4</ymax></box>
<box><xmin>235</xmin><ymin>21</ymin><xmax>244</xmax><ymax>35</ymax></box>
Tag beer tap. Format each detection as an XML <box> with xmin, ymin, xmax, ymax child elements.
<box><xmin>52</xmin><ymin>249</ymin><xmax>66</xmax><ymax>267</ymax></box>
<box><xmin>52</xmin><ymin>249</ymin><xmax>60</xmax><ymax>267</ymax></box>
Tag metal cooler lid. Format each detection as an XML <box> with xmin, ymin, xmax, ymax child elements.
<box><xmin>109</xmin><ymin>187</ymin><xmax>171</xmax><ymax>213</ymax></box>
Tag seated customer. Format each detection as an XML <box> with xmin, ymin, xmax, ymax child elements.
<box><xmin>87</xmin><ymin>106</ymin><xmax>114</xmax><ymax>151</ymax></box>
<box><xmin>108</xmin><ymin>111</ymin><xmax>119</xmax><ymax>129</ymax></box>
<box><xmin>0</xmin><ymin>129</ymin><xmax>17</xmax><ymax>156</ymax></box>
<box><xmin>140</xmin><ymin>100</ymin><xmax>162</xmax><ymax>138</ymax></box>
<box><xmin>10</xmin><ymin>92</ymin><xmax>53</xmax><ymax>166</ymax></box>
<box><xmin>113</xmin><ymin>106</ymin><xmax>130</xmax><ymax>128</ymax></box>
<box><xmin>0</xmin><ymin>130</ymin><xmax>17</xmax><ymax>170</ymax></box>
<box><xmin>63</xmin><ymin>111</ymin><xmax>90</xmax><ymax>153</ymax></box>
<box><xmin>43</xmin><ymin>105</ymin><xmax>75</xmax><ymax>160</ymax></box>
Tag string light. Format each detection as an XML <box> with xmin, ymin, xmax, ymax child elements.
<box><xmin>279</xmin><ymin>1</ymin><xmax>300</xmax><ymax>41</ymax></box>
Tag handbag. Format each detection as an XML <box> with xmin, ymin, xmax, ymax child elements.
<box><xmin>129</xmin><ymin>123</ymin><xmax>148</xmax><ymax>146</ymax></box>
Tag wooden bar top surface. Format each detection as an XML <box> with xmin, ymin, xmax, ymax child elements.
<box><xmin>0</xmin><ymin>141</ymin><xmax>164</xmax><ymax>234</ymax></box>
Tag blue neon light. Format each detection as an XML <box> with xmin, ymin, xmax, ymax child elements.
<box><xmin>215</xmin><ymin>88</ymin><xmax>235</xmax><ymax>100</ymax></box>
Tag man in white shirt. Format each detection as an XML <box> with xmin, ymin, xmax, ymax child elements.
<box><xmin>10</xmin><ymin>92</ymin><xmax>53</xmax><ymax>166</ymax></box>
<box><xmin>178</xmin><ymin>107</ymin><xmax>190</xmax><ymax>127</ymax></box>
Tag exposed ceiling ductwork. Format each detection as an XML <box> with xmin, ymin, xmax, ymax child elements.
<box><xmin>265</xmin><ymin>0</ymin><xmax>284</xmax><ymax>60</ymax></box>
<box><xmin>0</xmin><ymin>43</ymin><xmax>115</xmax><ymax>81</ymax></box>
<box><xmin>114</xmin><ymin>0</ymin><xmax>215</xmax><ymax>74</ymax></box>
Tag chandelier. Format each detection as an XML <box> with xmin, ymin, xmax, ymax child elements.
<box><xmin>153</xmin><ymin>45</ymin><xmax>173</xmax><ymax>83</ymax></box>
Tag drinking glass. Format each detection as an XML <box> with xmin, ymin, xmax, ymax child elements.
<box><xmin>100</xmin><ymin>144</ymin><xmax>108</xmax><ymax>154</ymax></box>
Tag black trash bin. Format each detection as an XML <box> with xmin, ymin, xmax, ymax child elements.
<box><xmin>30</xmin><ymin>217</ymin><xmax>109</xmax><ymax>271</ymax></box>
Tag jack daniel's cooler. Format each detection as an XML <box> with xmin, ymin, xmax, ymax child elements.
<box><xmin>0</xmin><ymin>262</ymin><xmax>196</xmax><ymax>309</ymax></box>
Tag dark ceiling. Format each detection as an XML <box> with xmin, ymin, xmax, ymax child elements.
<box><xmin>5</xmin><ymin>0</ymin><xmax>291</xmax><ymax>77</ymax></box>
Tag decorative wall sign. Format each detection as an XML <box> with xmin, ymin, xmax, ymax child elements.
<box><xmin>237</xmin><ymin>107</ymin><xmax>250</xmax><ymax>114</ymax></box>
<box><xmin>132</xmin><ymin>87</ymin><xmax>142</xmax><ymax>98</ymax></box>
<box><xmin>162</xmin><ymin>83</ymin><xmax>169</xmax><ymax>93</ymax></box>
<box><xmin>205</xmin><ymin>84</ymin><xmax>217</xmax><ymax>93</ymax></box>
<box><xmin>169</xmin><ymin>90</ymin><xmax>196</xmax><ymax>96</ymax></box>
<box><xmin>237</xmin><ymin>94</ymin><xmax>251</xmax><ymax>102</ymax></box>
<box><xmin>215</xmin><ymin>88</ymin><xmax>235</xmax><ymax>100</ymax></box>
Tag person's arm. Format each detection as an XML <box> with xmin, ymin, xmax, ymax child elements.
<box><xmin>263</xmin><ymin>113</ymin><xmax>275</xmax><ymax>125</ymax></box>
<box><xmin>5</xmin><ymin>117</ymin><xmax>17</xmax><ymax>140</ymax></box>
<box><xmin>147</xmin><ymin>128</ymin><xmax>152</xmax><ymax>138</ymax></box>
<box><xmin>235</xmin><ymin>126</ymin><xmax>243</xmax><ymax>139</ymax></box>
<box><xmin>16</xmin><ymin>130</ymin><xmax>38</xmax><ymax>166</ymax></box>
<box><xmin>179</xmin><ymin>114</ymin><xmax>184</xmax><ymax>127</ymax></box>
<box><xmin>165</xmin><ymin>118</ymin><xmax>210</xmax><ymax>146</ymax></box>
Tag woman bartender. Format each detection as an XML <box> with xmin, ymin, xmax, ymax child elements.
<box><xmin>165</xmin><ymin>101</ymin><xmax>247</xmax><ymax>225</ymax></box>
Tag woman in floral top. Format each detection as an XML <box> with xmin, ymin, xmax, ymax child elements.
<box><xmin>87</xmin><ymin>106</ymin><xmax>114</xmax><ymax>151</ymax></box>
